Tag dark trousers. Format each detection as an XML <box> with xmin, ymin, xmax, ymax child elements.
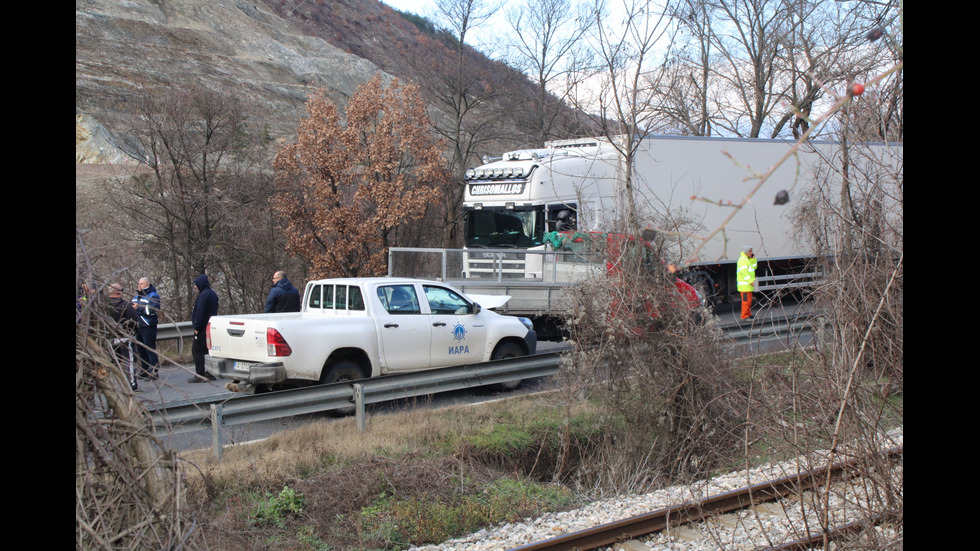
<box><xmin>135</xmin><ymin>326</ymin><xmax>159</xmax><ymax>374</ymax></box>
<box><xmin>192</xmin><ymin>331</ymin><xmax>208</xmax><ymax>375</ymax></box>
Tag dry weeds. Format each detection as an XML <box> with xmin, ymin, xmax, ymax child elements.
<box><xmin>179</xmin><ymin>394</ymin><xmax>591</xmax><ymax>549</ymax></box>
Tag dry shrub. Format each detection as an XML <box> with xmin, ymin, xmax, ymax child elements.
<box><xmin>76</xmin><ymin>236</ymin><xmax>199</xmax><ymax>550</ymax></box>
<box><xmin>555</xmin><ymin>237</ymin><xmax>744</xmax><ymax>496</ymax></box>
<box><xmin>747</xmin><ymin>136</ymin><xmax>904</xmax><ymax>546</ymax></box>
<box><xmin>182</xmin><ymin>398</ymin><xmax>579</xmax><ymax>550</ymax></box>
<box><xmin>181</xmin><ymin>401</ymin><xmax>467</xmax><ymax>502</ymax></box>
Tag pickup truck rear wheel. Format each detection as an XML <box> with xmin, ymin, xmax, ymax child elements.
<box><xmin>321</xmin><ymin>361</ymin><xmax>364</xmax><ymax>416</ymax></box>
<box><xmin>491</xmin><ymin>341</ymin><xmax>525</xmax><ymax>391</ymax></box>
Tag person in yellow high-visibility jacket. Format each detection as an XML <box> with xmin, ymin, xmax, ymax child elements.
<box><xmin>737</xmin><ymin>246</ymin><xmax>758</xmax><ymax>320</ymax></box>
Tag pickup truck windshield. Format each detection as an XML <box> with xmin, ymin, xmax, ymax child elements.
<box><xmin>464</xmin><ymin>206</ymin><xmax>544</xmax><ymax>248</ymax></box>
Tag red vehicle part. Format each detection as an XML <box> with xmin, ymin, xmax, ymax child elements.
<box><xmin>554</xmin><ymin>230</ymin><xmax>703</xmax><ymax>312</ymax></box>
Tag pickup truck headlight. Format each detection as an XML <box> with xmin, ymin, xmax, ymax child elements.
<box><xmin>518</xmin><ymin>317</ymin><xmax>534</xmax><ymax>332</ymax></box>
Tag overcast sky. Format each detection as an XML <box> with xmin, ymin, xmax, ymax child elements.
<box><xmin>380</xmin><ymin>0</ymin><xmax>514</xmax><ymax>54</ymax></box>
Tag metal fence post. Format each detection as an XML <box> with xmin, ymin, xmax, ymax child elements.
<box><xmin>354</xmin><ymin>383</ymin><xmax>365</xmax><ymax>433</ymax></box>
<box><xmin>211</xmin><ymin>403</ymin><xmax>223</xmax><ymax>460</ymax></box>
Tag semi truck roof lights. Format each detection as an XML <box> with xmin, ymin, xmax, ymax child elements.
<box><xmin>463</xmin><ymin>166</ymin><xmax>532</xmax><ymax>181</ymax></box>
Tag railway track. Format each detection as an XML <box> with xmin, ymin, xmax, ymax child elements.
<box><xmin>507</xmin><ymin>445</ymin><xmax>903</xmax><ymax>551</ymax></box>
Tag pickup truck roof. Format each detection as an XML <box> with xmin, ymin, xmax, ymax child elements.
<box><xmin>302</xmin><ymin>277</ymin><xmax>512</xmax><ymax>310</ymax></box>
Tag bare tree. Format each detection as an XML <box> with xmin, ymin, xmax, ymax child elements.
<box><xmin>653</xmin><ymin>0</ymin><xmax>715</xmax><ymax>135</ymax></box>
<box><xmin>504</xmin><ymin>0</ymin><xmax>590</xmax><ymax>143</ymax></box>
<box><xmin>702</xmin><ymin>0</ymin><xmax>800</xmax><ymax>137</ymax></box>
<box><xmin>404</xmin><ymin>0</ymin><xmax>519</xmax><ymax>246</ymax></box>
<box><xmin>105</xmin><ymin>84</ymin><xmax>280</xmax><ymax>317</ymax></box>
<box><xmin>568</xmin><ymin>0</ymin><xmax>676</xmax><ymax>236</ymax></box>
<box><xmin>657</xmin><ymin>0</ymin><xmax>898</xmax><ymax>139</ymax></box>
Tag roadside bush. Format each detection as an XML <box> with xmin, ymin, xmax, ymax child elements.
<box><xmin>363</xmin><ymin>477</ymin><xmax>574</xmax><ymax>545</ymax></box>
<box><xmin>557</xmin><ymin>237</ymin><xmax>745</xmax><ymax>495</ymax></box>
<box><xmin>250</xmin><ymin>485</ymin><xmax>306</xmax><ymax>528</ymax></box>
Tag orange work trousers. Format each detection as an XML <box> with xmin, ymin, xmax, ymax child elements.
<box><xmin>740</xmin><ymin>291</ymin><xmax>753</xmax><ymax>319</ymax></box>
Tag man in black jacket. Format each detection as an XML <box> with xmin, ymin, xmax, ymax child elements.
<box><xmin>106</xmin><ymin>282</ymin><xmax>141</xmax><ymax>391</ymax></box>
<box><xmin>189</xmin><ymin>274</ymin><xmax>219</xmax><ymax>383</ymax></box>
<box><xmin>265</xmin><ymin>271</ymin><xmax>301</xmax><ymax>313</ymax></box>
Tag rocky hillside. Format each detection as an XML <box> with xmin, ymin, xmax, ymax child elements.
<box><xmin>77</xmin><ymin>0</ymin><xmax>543</xmax><ymax>165</ymax></box>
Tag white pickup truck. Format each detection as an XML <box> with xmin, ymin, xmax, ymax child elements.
<box><xmin>204</xmin><ymin>277</ymin><xmax>538</xmax><ymax>394</ymax></box>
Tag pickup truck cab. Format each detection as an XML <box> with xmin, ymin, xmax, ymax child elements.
<box><xmin>205</xmin><ymin>277</ymin><xmax>537</xmax><ymax>394</ymax></box>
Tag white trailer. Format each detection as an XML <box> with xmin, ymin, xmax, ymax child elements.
<box><xmin>460</xmin><ymin>135</ymin><xmax>855</xmax><ymax>298</ymax></box>
<box><xmin>390</xmin><ymin>134</ymin><xmax>901</xmax><ymax>339</ymax></box>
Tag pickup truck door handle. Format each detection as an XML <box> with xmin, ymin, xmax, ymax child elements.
<box><xmin>226</xmin><ymin>329</ymin><xmax>245</xmax><ymax>337</ymax></box>
<box><xmin>384</xmin><ymin>323</ymin><xmax>399</xmax><ymax>328</ymax></box>
<box><xmin>432</xmin><ymin>322</ymin><xmax>447</xmax><ymax>327</ymax></box>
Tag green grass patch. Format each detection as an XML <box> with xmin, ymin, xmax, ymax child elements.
<box><xmin>360</xmin><ymin>477</ymin><xmax>575</xmax><ymax>545</ymax></box>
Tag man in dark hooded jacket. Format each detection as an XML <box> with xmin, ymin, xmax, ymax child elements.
<box><xmin>265</xmin><ymin>271</ymin><xmax>301</xmax><ymax>313</ymax></box>
<box><xmin>189</xmin><ymin>274</ymin><xmax>219</xmax><ymax>383</ymax></box>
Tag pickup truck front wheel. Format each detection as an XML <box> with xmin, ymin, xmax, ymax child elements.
<box><xmin>321</xmin><ymin>361</ymin><xmax>364</xmax><ymax>416</ymax></box>
<box><xmin>492</xmin><ymin>341</ymin><xmax>525</xmax><ymax>391</ymax></box>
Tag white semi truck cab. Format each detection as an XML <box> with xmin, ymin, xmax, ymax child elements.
<box><xmin>462</xmin><ymin>138</ymin><xmax>621</xmax><ymax>279</ymax></box>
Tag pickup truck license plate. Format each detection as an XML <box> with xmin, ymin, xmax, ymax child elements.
<box><xmin>232</xmin><ymin>361</ymin><xmax>252</xmax><ymax>372</ymax></box>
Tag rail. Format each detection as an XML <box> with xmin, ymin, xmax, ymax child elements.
<box><xmin>513</xmin><ymin>445</ymin><xmax>903</xmax><ymax>551</ymax></box>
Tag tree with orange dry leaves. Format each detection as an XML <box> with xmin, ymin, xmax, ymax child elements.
<box><xmin>273</xmin><ymin>75</ymin><xmax>448</xmax><ymax>278</ymax></box>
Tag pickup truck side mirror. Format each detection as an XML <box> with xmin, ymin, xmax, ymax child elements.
<box><xmin>453</xmin><ymin>303</ymin><xmax>481</xmax><ymax>315</ymax></box>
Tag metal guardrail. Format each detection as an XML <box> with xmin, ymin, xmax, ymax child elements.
<box><xmin>726</xmin><ymin>311</ymin><xmax>827</xmax><ymax>343</ymax></box>
<box><xmin>157</xmin><ymin>321</ymin><xmax>194</xmax><ymax>341</ymax></box>
<box><xmin>149</xmin><ymin>312</ymin><xmax>828</xmax><ymax>459</ymax></box>
<box><xmin>148</xmin><ymin>352</ymin><xmax>563</xmax><ymax>458</ymax></box>
<box><xmin>153</xmin><ymin>321</ymin><xmax>194</xmax><ymax>355</ymax></box>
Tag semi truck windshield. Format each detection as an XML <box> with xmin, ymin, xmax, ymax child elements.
<box><xmin>464</xmin><ymin>207</ymin><xmax>544</xmax><ymax>248</ymax></box>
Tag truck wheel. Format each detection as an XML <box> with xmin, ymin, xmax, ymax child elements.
<box><xmin>321</xmin><ymin>361</ymin><xmax>364</xmax><ymax>416</ymax></box>
<box><xmin>491</xmin><ymin>341</ymin><xmax>525</xmax><ymax>391</ymax></box>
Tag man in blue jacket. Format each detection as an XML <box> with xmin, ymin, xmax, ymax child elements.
<box><xmin>265</xmin><ymin>271</ymin><xmax>301</xmax><ymax>313</ymax></box>
<box><xmin>132</xmin><ymin>277</ymin><xmax>161</xmax><ymax>380</ymax></box>
<box><xmin>189</xmin><ymin>274</ymin><xmax>219</xmax><ymax>383</ymax></box>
